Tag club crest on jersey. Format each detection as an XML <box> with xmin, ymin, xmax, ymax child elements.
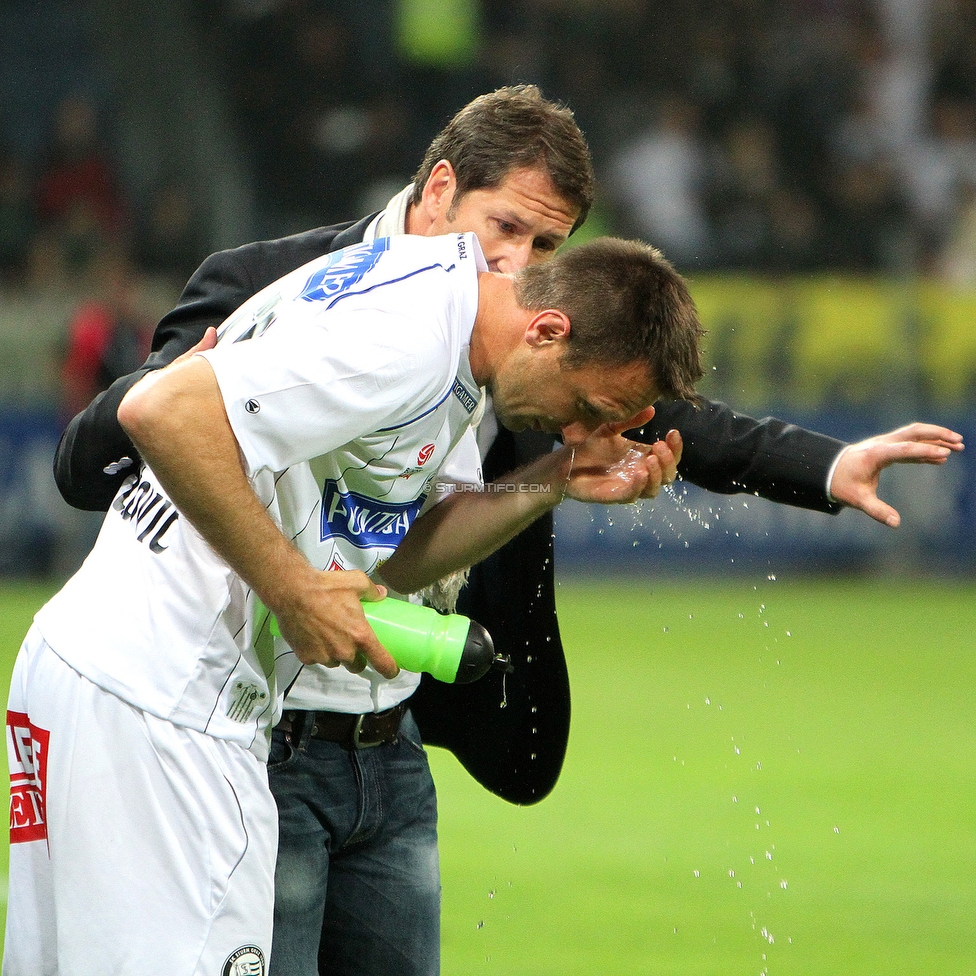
<box><xmin>222</xmin><ymin>945</ymin><xmax>266</xmax><ymax>976</ymax></box>
<box><xmin>320</xmin><ymin>480</ymin><xmax>424</xmax><ymax>549</ymax></box>
<box><xmin>299</xmin><ymin>237</ymin><xmax>391</xmax><ymax>304</ymax></box>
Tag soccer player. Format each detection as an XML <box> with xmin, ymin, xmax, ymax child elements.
<box><xmin>4</xmin><ymin>231</ymin><xmax>705</xmax><ymax>973</ymax></box>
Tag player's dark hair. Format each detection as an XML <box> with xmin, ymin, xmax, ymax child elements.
<box><xmin>410</xmin><ymin>85</ymin><xmax>595</xmax><ymax>234</ymax></box>
<box><xmin>514</xmin><ymin>238</ymin><xmax>706</xmax><ymax>402</ymax></box>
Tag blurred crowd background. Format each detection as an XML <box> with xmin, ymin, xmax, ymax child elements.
<box><xmin>1</xmin><ymin>0</ymin><xmax>974</xmax><ymax>578</ymax></box>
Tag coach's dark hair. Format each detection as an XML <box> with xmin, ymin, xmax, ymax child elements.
<box><xmin>515</xmin><ymin>238</ymin><xmax>706</xmax><ymax>401</ymax></box>
<box><xmin>410</xmin><ymin>85</ymin><xmax>595</xmax><ymax>234</ymax></box>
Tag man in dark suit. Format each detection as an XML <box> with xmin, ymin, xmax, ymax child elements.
<box><xmin>53</xmin><ymin>86</ymin><xmax>962</xmax><ymax>975</ymax></box>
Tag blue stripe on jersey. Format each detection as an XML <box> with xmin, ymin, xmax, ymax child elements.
<box><xmin>324</xmin><ymin>262</ymin><xmax>457</xmax><ymax>309</ymax></box>
<box><xmin>377</xmin><ymin>383</ymin><xmax>453</xmax><ymax>431</ymax></box>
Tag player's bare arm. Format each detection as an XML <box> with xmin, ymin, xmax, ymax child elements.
<box><xmin>380</xmin><ymin>424</ymin><xmax>682</xmax><ymax>596</ymax></box>
<box><xmin>118</xmin><ymin>355</ymin><xmax>399</xmax><ymax>677</ymax></box>
<box><xmin>828</xmin><ymin>423</ymin><xmax>965</xmax><ymax>527</ymax></box>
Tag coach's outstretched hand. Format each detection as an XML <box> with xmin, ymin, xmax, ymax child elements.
<box><xmin>829</xmin><ymin>423</ymin><xmax>965</xmax><ymax>527</ymax></box>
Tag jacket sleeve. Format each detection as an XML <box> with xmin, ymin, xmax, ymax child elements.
<box><xmin>630</xmin><ymin>397</ymin><xmax>847</xmax><ymax>513</ymax></box>
<box><xmin>53</xmin><ymin>249</ymin><xmax>259</xmax><ymax>511</ymax></box>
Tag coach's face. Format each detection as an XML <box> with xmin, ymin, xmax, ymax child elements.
<box><xmin>421</xmin><ymin>161</ymin><xmax>578</xmax><ymax>273</ymax></box>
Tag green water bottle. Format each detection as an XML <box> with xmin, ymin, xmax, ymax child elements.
<box><xmin>363</xmin><ymin>598</ymin><xmax>500</xmax><ymax>683</ymax></box>
<box><xmin>264</xmin><ymin>599</ymin><xmax>504</xmax><ymax>683</ymax></box>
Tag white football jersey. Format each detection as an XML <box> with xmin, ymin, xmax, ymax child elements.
<box><xmin>35</xmin><ymin>233</ymin><xmax>487</xmax><ymax>758</ymax></box>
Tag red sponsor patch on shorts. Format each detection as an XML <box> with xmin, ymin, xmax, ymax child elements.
<box><xmin>7</xmin><ymin>710</ymin><xmax>50</xmax><ymax>843</ymax></box>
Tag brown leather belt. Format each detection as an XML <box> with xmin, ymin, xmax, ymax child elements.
<box><xmin>277</xmin><ymin>703</ymin><xmax>407</xmax><ymax>749</ymax></box>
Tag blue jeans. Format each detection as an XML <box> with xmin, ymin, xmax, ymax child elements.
<box><xmin>267</xmin><ymin>709</ymin><xmax>440</xmax><ymax>976</ymax></box>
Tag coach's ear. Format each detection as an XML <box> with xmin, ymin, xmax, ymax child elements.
<box><xmin>419</xmin><ymin>160</ymin><xmax>457</xmax><ymax>223</ymax></box>
<box><xmin>525</xmin><ymin>309</ymin><xmax>570</xmax><ymax>347</ymax></box>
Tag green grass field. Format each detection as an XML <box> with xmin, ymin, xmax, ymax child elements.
<box><xmin>2</xmin><ymin>575</ymin><xmax>975</xmax><ymax>973</ymax></box>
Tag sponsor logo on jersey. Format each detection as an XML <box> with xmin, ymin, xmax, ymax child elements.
<box><xmin>399</xmin><ymin>443</ymin><xmax>437</xmax><ymax>480</ymax></box>
<box><xmin>320</xmin><ymin>480</ymin><xmax>424</xmax><ymax>550</ymax></box>
<box><xmin>451</xmin><ymin>377</ymin><xmax>478</xmax><ymax>414</ymax></box>
<box><xmin>113</xmin><ymin>475</ymin><xmax>180</xmax><ymax>553</ymax></box>
<box><xmin>245</xmin><ymin>398</ymin><xmax>261</xmax><ymax>414</ymax></box>
<box><xmin>223</xmin><ymin>945</ymin><xmax>266</xmax><ymax>976</ymax></box>
<box><xmin>299</xmin><ymin>237</ymin><xmax>390</xmax><ymax>304</ymax></box>
<box><xmin>7</xmin><ymin>711</ymin><xmax>49</xmax><ymax>844</ymax></box>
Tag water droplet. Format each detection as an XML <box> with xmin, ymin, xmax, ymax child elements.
<box><xmin>780</xmin><ymin>879</ymin><xmax>788</xmax><ymax>889</ymax></box>
<box><xmin>693</xmin><ymin>870</ymin><xmax>700</xmax><ymax>878</ymax></box>
<box><xmin>477</xmin><ymin>921</ymin><xmax>485</xmax><ymax>929</ymax></box>
<box><xmin>488</xmin><ymin>890</ymin><xmax>495</xmax><ymax>899</ymax></box>
<box><xmin>767</xmin><ymin>574</ymin><xmax>776</xmax><ymax>581</ymax></box>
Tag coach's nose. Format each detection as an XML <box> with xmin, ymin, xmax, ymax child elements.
<box><xmin>491</xmin><ymin>240</ymin><xmax>536</xmax><ymax>275</ymax></box>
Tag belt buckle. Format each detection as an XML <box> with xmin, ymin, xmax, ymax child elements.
<box><xmin>351</xmin><ymin>713</ymin><xmax>380</xmax><ymax>749</ymax></box>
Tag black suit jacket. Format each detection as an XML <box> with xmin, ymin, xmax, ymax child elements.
<box><xmin>53</xmin><ymin>219</ymin><xmax>845</xmax><ymax>805</ymax></box>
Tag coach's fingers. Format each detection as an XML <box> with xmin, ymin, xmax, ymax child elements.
<box><xmin>173</xmin><ymin>327</ymin><xmax>218</xmax><ymax>367</ymax></box>
<box><xmin>851</xmin><ymin>489</ymin><xmax>901</xmax><ymax>528</ymax></box>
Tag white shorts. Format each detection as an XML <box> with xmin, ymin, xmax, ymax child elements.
<box><xmin>3</xmin><ymin>626</ymin><xmax>277</xmax><ymax>976</ymax></box>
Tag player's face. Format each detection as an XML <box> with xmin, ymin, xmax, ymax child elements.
<box><xmin>491</xmin><ymin>349</ymin><xmax>657</xmax><ymax>438</ymax></box>
<box><xmin>429</xmin><ymin>165</ymin><xmax>579</xmax><ymax>273</ymax></box>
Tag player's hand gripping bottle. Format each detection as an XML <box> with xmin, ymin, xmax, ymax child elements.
<box><xmin>265</xmin><ymin>599</ymin><xmax>510</xmax><ymax>683</ymax></box>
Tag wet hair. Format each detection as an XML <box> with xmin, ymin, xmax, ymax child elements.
<box><xmin>514</xmin><ymin>238</ymin><xmax>706</xmax><ymax>401</ymax></box>
<box><xmin>410</xmin><ymin>85</ymin><xmax>595</xmax><ymax>234</ymax></box>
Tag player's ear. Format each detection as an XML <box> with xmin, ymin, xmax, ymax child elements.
<box><xmin>525</xmin><ymin>309</ymin><xmax>570</xmax><ymax>347</ymax></box>
<box><xmin>420</xmin><ymin>160</ymin><xmax>456</xmax><ymax>221</ymax></box>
